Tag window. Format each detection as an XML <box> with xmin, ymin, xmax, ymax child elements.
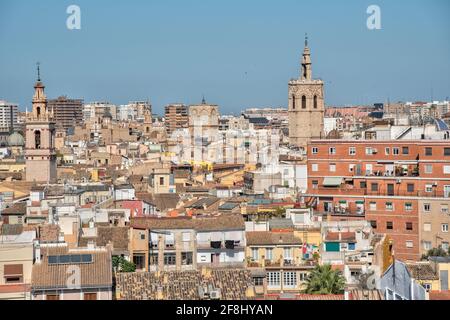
<box><xmin>369</xmin><ymin>202</ymin><xmax>377</xmax><ymax>211</ymax></box>
<box><xmin>46</xmin><ymin>294</ymin><xmax>60</xmax><ymax>301</ymax></box>
<box><xmin>266</xmin><ymin>248</ymin><xmax>273</xmax><ymax>260</ymax></box>
<box><xmin>312</xmin><ymin>180</ymin><xmax>318</xmax><ymax>189</ymax></box>
<box><xmin>292</xmin><ymin>94</ymin><xmax>296</xmax><ymax>109</ymax></box>
<box><xmin>349</xmin><ymin>147</ymin><xmax>356</xmax><ymax>155</ymax></box>
<box><xmin>284</xmin><ymin>248</ymin><xmax>292</xmax><ymax>259</ymax></box>
<box><xmin>267</xmin><ymin>272</ymin><xmax>281</xmax><ymax>287</ymax></box>
<box><xmin>164</xmin><ymin>253</ymin><xmax>176</xmax><ymax>265</ymax></box>
<box><xmin>393</xmin><ymin>147</ymin><xmax>399</xmax><ymax>155</ymax></box>
<box><xmin>423</xmin><ymin>241</ymin><xmax>432</xmax><ymax>250</ymax></box>
<box><xmin>348</xmin><ymin>243</ymin><xmax>356</xmax><ymax>250</ymax></box>
<box><xmin>406</xmin><ymin>222</ymin><xmax>413</xmax><ymax>231</ymax></box>
<box><xmin>311</xmin><ymin>163</ymin><xmax>318</xmax><ymax>172</ymax></box>
<box><xmin>313</xmin><ymin>96</ymin><xmax>318</xmax><ymax>109</ymax></box>
<box><xmin>34</xmin><ymin>130</ymin><xmax>41</xmax><ymax>149</ymax></box>
<box><xmin>84</xmin><ymin>293</ymin><xmax>97</xmax><ymax>300</ymax></box>
<box><xmin>3</xmin><ymin>264</ymin><xmax>23</xmax><ymax>284</ymax></box>
<box><xmin>405</xmin><ymin>203</ymin><xmax>413</xmax><ymax>211</ymax></box>
<box><xmin>370</xmin><ymin>220</ymin><xmax>377</xmax><ymax>229</ymax></box>
<box><xmin>371</xmin><ymin>183</ymin><xmax>378</xmax><ymax>192</ymax></box>
<box><xmin>140</xmin><ymin>233</ymin><xmax>145</xmax><ymax>240</ymax></box>
<box><xmin>301</xmin><ymin>95</ymin><xmax>306</xmax><ymax>109</ymax></box>
<box><xmin>425</xmin><ymin>164</ymin><xmax>433</xmax><ymax>174</ymax></box>
<box><xmin>441</xmin><ymin>204</ymin><xmax>449</xmax><ymax>214</ymax></box>
<box><xmin>181</xmin><ymin>252</ymin><xmax>193</xmax><ymax>265</ymax></box>
<box><xmin>386</xmin><ymin>221</ymin><xmax>393</xmax><ymax>230</ymax></box>
<box><xmin>251</xmin><ymin>248</ymin><xmax>259</xmax><ymax>261</ymax></box>
<box><xmin>385</xmin><ymin>147</ymin><xmax>390</xmax><ymax>155</ymax></box>
<box><xmin>366</xmin><ymin>164</ymin><xmax>373</xmax><ymax>175</ymax></box>
<box><xmin>365</xmin><ymin>147</ymin><xmax>373</xmax><ymax>155</ymax></box>
<box><xmin>444</xmin><ymin>148</ymin><xmax>450</xmax><ymax>156</ymax></box>
<box><xmin>329</xmin><ymin>164</ymin><xmax>336</xmax><ymax>172</ymax></box>
<box><xmin>407</xmin><ymin>184</ymin><xmax>414</xmax><ymax>193</ymax></box>
<box><xmin>406</xmin><ymin>241</ymin><xmax>414</xmax><ymax>248</ymax></box>
<box><xmin>253</xmin><ymin>277</ymin><xmax>264</xmax><ymax>286</ymax></box>
<box><xmin>329</xmin><ymin>147</ymin><xmax>336</xmax><ymax>155</ymax></box>
<box><xmin>442</xmin><ymin>224</ymin><xmax>449</xmax><ymax>233</ymax></box>
<box><xmin>402</xmin><ymin>147</ymin><xmax>409</xmax><ymax>155</ymax></box>
<box><xmin>423</xmin><ymin>223</ymin><xmax>431</xmax><ymax>232</ymax></box>
<box><xmin>442</xmin><ymin>242</ymin><xmax>449</xmax><ymax>251</ymax></box>
<box><xmin>386</xmin><ymin>202</ymin><xmax>393</xmax><ymax>210</ymax></box>
<box><xmin>423</xmin><ymin>283</ymin><xmax>432</xmax><ymax>292</ymax></box>
<box><xmin>444</xmin><ymin>166</ymin><xmax>450</xmax><ymax>174</ymax></box>
<box><xmin>423</xmin><ymin>203</ymin><xmax>431</xmax><ymax>212</ymax></box>
<box><xmin>425</xmin><ymin>184</ymin><xmax>433</xmax><ymax>193</ymax></box>
<box><xmin>299</xmin><ymin>272</ymin><xmax>308</xmax><ymax>282</ymax></box>
<box><xmin>360</xmin><ymin>181</ymin><xmax>367</xmax><ymax>189</ymax></box>
<box><xmin>182</xmin><ymin>232</ymin><xmax>191</xmax><ymax>242</ymax></box>
<box><xmin>349</xmin><ymin>164</ymin><xmax>355</xmax><ymax>173</ymax></box>
<box><xmin>284</xmin><ymin>272</ymin><xmax>297</xmax><ymax>287</ymax></box>
<box><xmin>312</xmin><ymin>147</ymin><xmax>318</xmax><ymax>154</ymax></box>
<box><xmin>425</xmin><ymin>147</ymin><xmax>432</xmax><ymax>156</ymax></box>
<box><xmin>159</xmin><ymin>177</ymin><xmax>165</xmax><ymax>185</ymax></box>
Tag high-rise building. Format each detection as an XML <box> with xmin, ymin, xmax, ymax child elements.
<box><xmin>25</xmin><ymin>65</ymin><xmax>57</xmax><ymax>183</ymax></box>
<box><xmin>118</xmin><ymin>101</ymin><xmax>152</xmax><ymax>122</ymax></box>
<box><xmin>164</xmin><ymin>103</ymin><xmax>189</xmax><ymax>135</ymax></box>
<box><xmin>0</xmin><ymin>100</ymin><xmax>19</xmax><ymax>132</ymax></box>
<box><xmin>288</xmin><ymin>35</ymin><xmax>325</xmax><ymax>149</ymax></box>
<box><xmin>47</xmin><ymin>96</ymin><xmax>83</xmax><ymax>132</ymax></box>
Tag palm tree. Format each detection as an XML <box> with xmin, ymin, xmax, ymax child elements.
<box><xmin>304</xmin><ymin>264</ymin><xmax>346</xmax><ymax>294</ymax></box>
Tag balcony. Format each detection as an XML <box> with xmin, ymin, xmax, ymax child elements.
<box><xmin>310</xmin><ymin>188</ymin><xmax>449</xmax><ymax>198</ymax></box>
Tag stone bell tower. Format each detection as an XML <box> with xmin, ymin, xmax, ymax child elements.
<box><xmin>288</xmin><ymin>34</ymin><xmax>325</xmax><ymax>149</ymax></box>
<box><xmin>25</xmin><ymin>63</ymin><xmax>57</xmax><ymax>183</ymax></box>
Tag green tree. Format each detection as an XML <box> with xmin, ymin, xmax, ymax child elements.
<box><xmin>112</xmin><ymin>256</ymin><xmax>136</xmax><ymax>273</ymax></box>
<box><xmin>421</xmin><ymin>247</ymin><xmax>448</xmax><ymax>260</ymax></box>
<box><xmin>304</xmin><ymin>264</ymin><xmax>346</xmax><ymax>295</ymax></box>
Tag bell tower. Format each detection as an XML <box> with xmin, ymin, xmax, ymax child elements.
<box><xmin>288</xmin><ymin>35</ymin><xmax>325</xmax><ymax>149</ymax></box>
<box><xmin>25</xmin><ymin>63</ymin><xmax>57</xmax><ymax>183</ymax></box>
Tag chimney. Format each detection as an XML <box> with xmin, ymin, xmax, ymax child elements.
<box><xmin>34</xmin><ymin>241</ymin><xmax>41</xmax><ymax>263</ymax></box>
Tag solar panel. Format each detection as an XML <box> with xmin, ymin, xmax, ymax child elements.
<box><xmin>81</xmin><ymin>254</ymin><xmax>93</xmax><ymax>263</ymax></box>
<box><xmin>70</xmin><ymin>254</ymin><xmax>82</xmax><ymax>263</ymax></box>
<box><xmin>48</xmin><ymin>256</ymin><xmax>58</xmax><ymax>264</ymax></box>
<box><xmin>59</xmin><ymin>255</ymin><xmax>71</xmax><ymax>264</ymax></box>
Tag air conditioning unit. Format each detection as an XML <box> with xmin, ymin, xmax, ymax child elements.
<box><xmin>210</xmin><ymin>290</ymin><xmax>221</xmax><ymax>300</ymax></box>
<box><xmin>372</xmin><ymin>149</ymin><xmax>378</xmax><ymax>154</ymax></box>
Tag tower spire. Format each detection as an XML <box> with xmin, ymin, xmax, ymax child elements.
<box><xmin>36</xmin><ymin>62</ymin><xmax>41</xmax><ymax>81</ymax></box>
<box><xmin>305</xmin><ymin>33</ymin><xmax>308</xmax><ymax>47</ymax></box>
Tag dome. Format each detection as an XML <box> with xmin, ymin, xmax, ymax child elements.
<box><xmin>7</xmin><ymin>132</ymin><xmax>25</xmax><ymax>147</ymax></box>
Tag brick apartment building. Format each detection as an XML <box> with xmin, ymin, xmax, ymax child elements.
<box><xmin>305</xmin><ymin>139</ymin><xmax>450</xmax><ymax>261</ymax></box>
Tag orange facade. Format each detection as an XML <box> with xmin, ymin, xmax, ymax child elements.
<box><xmin>306</xmin><ymin>140</ymin><xmax>450</xmax><ymax>261</ymax></box>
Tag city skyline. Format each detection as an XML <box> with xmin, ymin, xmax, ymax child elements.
<box><xmin>1</xmin><ymin>0</ymin><xmax>449</xmax><ymax>115</ymax></box>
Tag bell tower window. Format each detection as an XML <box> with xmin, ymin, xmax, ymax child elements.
<box><xmin>34</xmin><ymin>130</ymin><xmax>41</xmax><ymax>149</ymax></box>
<box><xmin>36</xmin><ymin>107</ymin><xmax>41</xmax><ymax>117</ymax></box>
<box><xmin>314</xmin><ymin>95</ymin><xmax>318</xmax><ymax>109</ymax></box>
<box><xmin>292</xmin><ymin>95</ymin><xmax>296</xmax><ymax>110</ymax></box>
<box><xmin>302</xmin><ymin>96</ymin><xmax>307</xmax><ymax>109</ymax></box>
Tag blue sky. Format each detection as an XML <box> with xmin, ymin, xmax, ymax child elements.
<box><xmin>0</xmin><ymin>0</ymin><xmax>449</xmax><ymax>115</ymax></box>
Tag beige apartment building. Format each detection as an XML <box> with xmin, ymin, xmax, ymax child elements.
<box><xmin>419</xmin><ymin>198</ymin><xmax>450</xmax><ymax>254</ymax></box>
<box><xmin>0</xmin><ymin>229</ymin><xmax>35</xmax><ymax>300</ymax></box>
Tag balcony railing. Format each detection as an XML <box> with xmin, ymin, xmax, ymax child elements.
<box><xmin>310</xmin><ymin>188</ymin><xmax>450</xmax><ymax>198</ymax></box>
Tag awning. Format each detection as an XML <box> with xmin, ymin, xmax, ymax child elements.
<box><xmin>323</xmin><ymin>177</ymin><xmax>343</xmax><ymax>187</ymax></box>
<box><xmin>355</xmin><ymin>200</ymin><xmax>365</xmax><ymax>204</ymax></box>
<box><xmin>339</xmin><ymin>200</ymin><xmax>347</xmax><ymax>204</ymax></box>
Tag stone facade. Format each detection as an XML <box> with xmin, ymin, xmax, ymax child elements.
<box><xmin>288</xmin><ymin>36</ymin><xmax>324</xmax><ymax>149</ymax></box>
<box><xmin>25</xmin><ymin>68</ymin><xmax>57</xmax><ymax>183</ymax></box>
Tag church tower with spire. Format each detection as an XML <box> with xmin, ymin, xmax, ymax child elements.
<box><xmin>25</xmin><ymin>63</ymin><xmax>57</xmax><ymax>183</ymax></box>
<box><xmin>288</xmin><ymin>35</ymin><xmax>325</xmax><ymax>149</ymax></box>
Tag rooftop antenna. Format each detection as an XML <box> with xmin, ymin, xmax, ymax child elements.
<box><xmin>305</xmin><ymin>33</ymin><xmax>308</xmax><ymax>47</ymax></box>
